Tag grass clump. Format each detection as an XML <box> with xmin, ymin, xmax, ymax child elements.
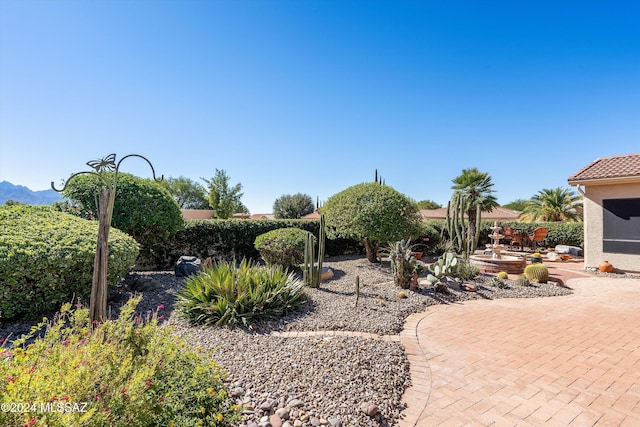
<box><xmin>177</xmin><ymin>259</ymin><xmax>306</xmax><ymax>326</ymax></box>
<box><xmin>0</xmin><ymin>296</ymin><xmax>239</xmax><ymax>427</ymax></box>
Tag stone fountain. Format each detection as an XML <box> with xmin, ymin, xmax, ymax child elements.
<box><xmin>470</xmin><ymin>222</ymin><xmax>526</xmax><ymax>274</ymax></box>
<box><xmin>486</xmin><ymin>222</ymin><xmax>505</xmax><ymax>259</ymax></box>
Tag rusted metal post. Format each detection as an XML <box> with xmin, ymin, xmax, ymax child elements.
<box><xmin>52</xmin><ymin>154</ymin><xmax>161</xmax><ymax>325</ymax></box>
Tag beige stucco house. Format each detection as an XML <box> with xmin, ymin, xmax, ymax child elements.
<box><xmin>568</xmin><ymin>153</ymin><xmax>640</xmax><ymax>273</ymax></box>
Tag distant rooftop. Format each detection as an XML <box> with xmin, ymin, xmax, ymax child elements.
<box><xmin>568</xmin><ymin>153</ymin><xmax>640</xmax><ymax>184</ymax></box>
<box><xmin>419</xmin><ymin>206</ymin><xmax>520</xmax><ymax>221</ymax></box>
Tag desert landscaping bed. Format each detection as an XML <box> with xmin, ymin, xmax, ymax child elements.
<box><xmin>0</xmin><ymin>255</ymin><xmax>584</xmax><ymax>427</ymax></box>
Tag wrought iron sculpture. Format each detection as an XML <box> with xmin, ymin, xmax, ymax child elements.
<box><xmin>52</xmin><ymin>154</ymin><xmax>162</xmax><ymax>324</ymax></box>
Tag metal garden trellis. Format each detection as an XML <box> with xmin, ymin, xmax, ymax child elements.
<box><xmin>52</xmin><ymin>154</ymin><xmax>162</xmax><ymax>324</ymax></box>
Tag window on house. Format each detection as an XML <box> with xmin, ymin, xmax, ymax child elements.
<box><xmin>603</xmin><ymin>198</ymin><xmax>640</xmax><ymax>254</ymax></box>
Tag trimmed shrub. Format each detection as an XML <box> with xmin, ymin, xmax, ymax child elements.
<box><xmin>60</xmin><ymin>172</ymin><xmax>183</xmax><ymax>268</ymax></box>
<box><xmin>0</xmin><ymin>297</ymin><xmax>240</xmax><ymax>426</ymax></box>
<box><xmin>254</xmin><ymin>228</ymin><xmax>311</xmax><ymax>268</ymax></box>
<box><xmin>177</xmin><ymin>259</ymin><xmax>306</xmax><ymax>326</ymax></box>
<box><xmin>323</xmin><ymin>182</ymin><xmax>423</xmax><ymax>262</ymax></box>
<box><xmin>0</xmin><ymin>205</ymin><xmax>139</xmax><ymax>320</ymax></box>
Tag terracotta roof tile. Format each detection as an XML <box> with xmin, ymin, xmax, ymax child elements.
<box><xmin>419</xmin><ymin>206</ymin><xmax>520</xmax><ymax>220</ymax></box>
<box><xmin>568</xmin><ymin>153</ymin><xmax>640</xmax><ymax>182</ymax></box>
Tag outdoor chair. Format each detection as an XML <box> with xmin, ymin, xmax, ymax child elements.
<box><xmin>501</xmin><ymin>226</ymin><xmax>517</xmax><ymax>249</ymax></box>
<box><xmin>528</xmin><ymin>227</ymin><xmax>549</xmax><ymax>251</ymax></box>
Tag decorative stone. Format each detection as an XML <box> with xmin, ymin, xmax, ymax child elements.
<box><xmin>260</xmin><ymin>400</ymin><xmax>278</xmax><ymax>411</ymax></box>
<box><xmin>359</xmin><ymin>401</ymin><xmax>379</xmax><ymax>417</ymax></box>
<box><xmin>275</xmin><ymin>408</ymin><xmax>290</xmax><ymax>420</ymax></box>
<box><xmin>327</xmin><ymin>418</ymin><xmax>342</xmax><ymax>427</ymax></box>
<box><xmin>288</xmin><ymin>399</ymin><xmax>304</xmax><ymax>408</ymax></box>
<box><xmin>269</xmin><ymin>414</ymin><xmax>283</xmax><ymax>427</ymax></box>
<box><xmin>174</xmin><ymin>256</ymin><xmax>202</xmax><ymax>277</ymax></box>
<box><xmin>321</xmin><ymin>267</ymin><xmax>334</xmax><ymax>281</ymax></box>
<box><xmin>293</xmin><ymin>421</ymin><xmax>303</xmax><ymax>427</ymax></box>
<box><xmin>310</xmin><ymin>417</ymin><xmax>321</xmax><ymax>426</ymax></box>
<box><xmin>555</xmin><ymin>245</ymin><xmax>583</xmax><ymax>257</ymax></box>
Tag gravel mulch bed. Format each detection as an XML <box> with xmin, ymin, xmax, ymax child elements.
<box><xmin>3</xmin><ymin>254</ymin><xmax>635</xmax><ymax>427</ymax></box>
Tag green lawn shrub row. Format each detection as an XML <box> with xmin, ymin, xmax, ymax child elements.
<box><xmin>424</xmin><ymin>219</ymin><xmax>583</xmax><ymax>253</ymax></box>
<box><xmin>0</xmin><ymin>297</ymin><xmax>239</xmax><ymax>426</ymax></box>
<box><xmin>140</xmin><ymin>219</ymin><xmax>362</xmax><ymax>269</ymax></box>
<box><xmin>0</xmin><ymin>205</ymin><xmax>139</xmax><ymax>320</ymax></box>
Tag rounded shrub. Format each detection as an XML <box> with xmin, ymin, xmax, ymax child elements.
<box><xmin>323</xmin><ymin>182</ymin><xmax>422</xmax><ymax>263</ymax></box>
<box><xmin>60</xmin><ymin>172</ymin><xmax>183</xmax><ymax>268</ymax></box>
<box><xmin>524</xmin><ymin>263</ymin><xmax>550</xmax><ymax>283</ymax></box>
<box><xmin>177</xmin><ymin>259</ymin><xmax>306</xmax><ymax>326</ymax></box>
<box><xmin>0</xmin><ymin>205</ymin><xmax>139</xmax><ymax>320</ymax></box>
<box><xmin>0</xmin><ymin>297</ymin><xmax>240</xmax><ymax>426</ymax></box>
<box><xmin>254</xmin><ymin>227</ymin><xmax>311</xmax><ymax>268</ymax></box>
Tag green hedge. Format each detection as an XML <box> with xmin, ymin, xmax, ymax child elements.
<box><xmin>426</xmin><ymin>219</ymin><xmax>583</xmax><ymax>251</ymax></box>
<box><xmin>0</xmin><ymin>205</ymin><xmax>139</xmax><ymax>320</ymax></box>
<box><xmin>141</xmin><ymin>219</ymin><xmax>362</xmax><ymax>269</ymax></box>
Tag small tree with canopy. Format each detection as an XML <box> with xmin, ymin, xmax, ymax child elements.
<box><xmin>322</xmin><ymin>182</ymin><xmax>422</xmax><ymax>263</ymax></box>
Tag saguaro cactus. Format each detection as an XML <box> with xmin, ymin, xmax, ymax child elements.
<box><xmin>303</xmin><ymin>213</ymin><xmax>326</xmax><ymax>288</ymax></box>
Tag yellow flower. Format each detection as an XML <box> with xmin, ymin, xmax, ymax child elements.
<box><xmin>200</xmin><ymin>406</ymin><xmax>205</xmax><ymax>414</ymax></box>
<box><xmin>206</xmin><ymin>388</ymin><xmax>215</xmax><ymax>396</ymax></box>
<box><xmin>217</xmin><ymin>413</ymin><xmax>223</xmax><ymax>422</ymax></box>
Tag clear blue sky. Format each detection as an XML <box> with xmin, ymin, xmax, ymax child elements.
<box><xmin>1</xmin><ymin>0</ymin><xmax>638</xmax><ymax>213</ymax></box>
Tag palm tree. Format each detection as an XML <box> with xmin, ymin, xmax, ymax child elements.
<box><xmin>451</xmin><ymin>168</ymin><xmax>499</xmax><ymax>244</ymax></box>
<box><xmin>520</xmin><ymin>187</ymin><xmax>583</xmax><ymax>222</ymax></box>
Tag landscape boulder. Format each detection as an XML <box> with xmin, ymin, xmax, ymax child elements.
<box><xmin>554</xmin><ymin>245</ymin><xmax>583</xmax><ymax>257</ymax></box>
<box><xmin>175</xmin><ymin>256</ymin><xmax>202</xmax><ymax>277</ymax></box>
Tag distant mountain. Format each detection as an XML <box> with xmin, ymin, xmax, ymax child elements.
<box><xmin>0</xmin><ymin>181</ymin><xmax>63</xmax><ymax>205</ymax></box>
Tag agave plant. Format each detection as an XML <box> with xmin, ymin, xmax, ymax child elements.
<box><xmin>177</xmin><ymin>258</ymin><xmax>306</xmax><ymax>326</ymax></box>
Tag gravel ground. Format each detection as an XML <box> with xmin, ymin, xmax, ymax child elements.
<box><xmin>3</xmin><ymin>255</ymin><xmax>636</xmax><ymax>427</ymax></box>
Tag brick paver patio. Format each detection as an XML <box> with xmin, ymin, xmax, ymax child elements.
<box><xmin>399</xmin><ymin>272</ymin><xmax>640</xmax><ymax>426</ymax></box>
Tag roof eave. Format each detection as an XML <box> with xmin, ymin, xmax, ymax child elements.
<box><xmin>568</xmin><ymin>176</ymin><xmax>640</xmax><ymax>186</ymax></box>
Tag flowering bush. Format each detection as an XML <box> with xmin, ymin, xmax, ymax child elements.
<box><xmin>0</xmin><ymin>297</ymin><xmax>239</xmax><ymax>426</ymax></box>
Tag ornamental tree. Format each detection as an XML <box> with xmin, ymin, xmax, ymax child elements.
<box><xmin>273</xmin><ymin>193</ymin><xmax>315</xmax><ymax>219</ymax></box>
<box><xmin>322</xmin><ymin>182</ymin><xmax>422</xmax><ymax>263</ymax></box>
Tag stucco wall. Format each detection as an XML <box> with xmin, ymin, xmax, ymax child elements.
<box><xmin>182</xmin><ymin>209</ymin><xmax>215</xmax><ymax>220</ymax></box>
<box><xmin>583</xmin><ymin>182</ymin><xmax>640</xmax><ymax>273</ymax></box>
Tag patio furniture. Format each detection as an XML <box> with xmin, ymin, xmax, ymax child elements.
<box><xmin>501</xmin><ymin>226</ymin><xmax>517</xmax><ymax>249</ymax></box>
<box><xmin>506</xmin><ymin>229</ymin><xmax>529</xmax><ymax>251</ymax></box>
<box><xmin>528</xmin><ymin>227</ymin><xmax>549</xmax><ymax>251</ymax></box>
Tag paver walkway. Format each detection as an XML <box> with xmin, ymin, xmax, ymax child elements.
<box><xmin>399</xmin><ymin>274</ymin><xmax>640</xmax><ymax>426</ymax></box>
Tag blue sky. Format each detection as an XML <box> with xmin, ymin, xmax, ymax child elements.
<box><xmin>1</xmin><ymin>0</ymin><xmax>638</xmax><ymax>213</ymax></box>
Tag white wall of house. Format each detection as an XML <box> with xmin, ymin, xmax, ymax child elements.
<box><xmin>583</xmin><ymin>182</ymin><xmax>640</xmax><ymax>273</ymax></box>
